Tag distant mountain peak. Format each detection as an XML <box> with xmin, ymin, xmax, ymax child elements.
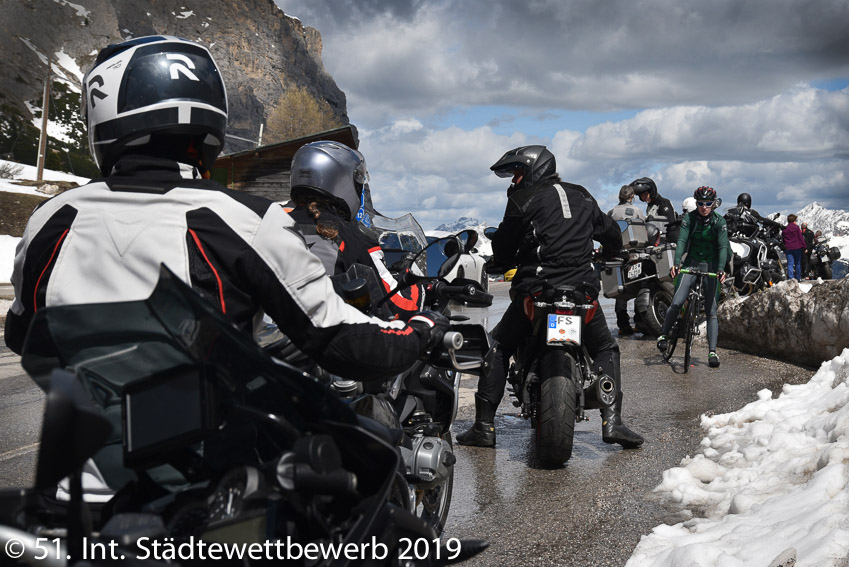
<box><xmin>434</xmin><ymin>217</ymin><xmax>484</xmax><ymax>232</ymax></box>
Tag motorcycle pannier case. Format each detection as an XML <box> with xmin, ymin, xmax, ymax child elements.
<box><xmin>600</xmin><ymin>262</ymin><xmax>625</xmax><ymax>298</ymax></box>
<box><xmin>617</xmin><ymin>219</ymin><xmax>649</xmax><ymax>249</ymax></box>
<box><xmin>652</xmin><ymin>243</ymin><xmax>677</xmax><ymax>283</ymax></box>
<box><xmin>828</xmin><ymin>247</ymin><xmax>842</xmax><ymax>261</ymax></box>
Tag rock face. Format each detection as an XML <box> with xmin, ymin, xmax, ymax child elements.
<box><xmin>718</xmin><ymin>278</ymin><xmax>849</xmax><ymax>367</ymax></box>
<box><xmin>0</xmin><ymin>0</ymin><xmax>348</xmax><ymax>154</ymax></box>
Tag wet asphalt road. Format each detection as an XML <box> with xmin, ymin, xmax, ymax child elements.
<box><xmin>445</xmin><ymin>282</ymin><xmax>812</xmax><ymax>566</ymax></box>
<box><xmin>0</xmin><ymin>283</ymin><xmax>814</xmax><ymax>566</ymax></box>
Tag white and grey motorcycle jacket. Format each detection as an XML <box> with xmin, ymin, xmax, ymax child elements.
<box><xmin>5</xmin><ymin>156</ymin><xmax>426</xmax><ymax>378</ymax></box>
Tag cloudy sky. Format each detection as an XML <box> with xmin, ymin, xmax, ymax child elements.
<box><xmin>275</xmin><ymin>0</ymin><xmax>849</xmax><ymax>230</ymax></box>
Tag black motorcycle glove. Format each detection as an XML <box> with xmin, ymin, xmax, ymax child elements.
<box><xmin>408</xmin><ymin>310</ymin><xmax>451</xmax><ymax>355</ymax></box>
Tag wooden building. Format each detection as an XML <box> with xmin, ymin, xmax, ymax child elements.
<box><xmin>210</xmin><ymin>125</ymin><xmax>358</xmax><ymax>202</ymax></box>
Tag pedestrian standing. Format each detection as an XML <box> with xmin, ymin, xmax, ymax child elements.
<box><xmin>783</xmin><ymin>214</ymin><xmax>806</xmax><ymax>281</ymax></box>
<box><xmin>608</xmin><ymin>185</ymin><xmax>645</xmax><ymax>335</ymax></box>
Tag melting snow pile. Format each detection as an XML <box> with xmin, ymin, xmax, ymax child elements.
<box><xmin>627</xmin><ymin>349</ymin><xmax>849</xmax><ymax>566</ymax></box>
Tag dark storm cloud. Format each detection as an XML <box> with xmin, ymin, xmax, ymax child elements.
<box><xmin>275</xmin><ymin>0</ymin><xmax>849</xmax><ymax>226</ymax></box>
<box><xmin>280</xmin><ymin>0</ymin><xmax>849</xmax><ymax>117</ymax></box>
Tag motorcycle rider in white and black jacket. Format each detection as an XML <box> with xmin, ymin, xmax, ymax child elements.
<box><xmin>5</xmin><ymin>36</ymin><xmax>445</xmax><ymax>383</ymax></box>
<box><xmin>456</xmin><ymin>145</ymin><xmax>644</xmax><ymax>449</ymax></box>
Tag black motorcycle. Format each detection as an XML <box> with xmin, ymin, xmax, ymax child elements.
<box><xmin>330</xmin><ymin>230</ymin><xmax>493</xmax><ymax>535</ymax></box>
<box><xmin>725</xmin><ymin>210</ymin><xmax>786</xmax><ymax>295</ymax></box>
<box><xmin>0</xmin><ymin>265</ymin><xmax>490</xmax><ymax>566</ymax></box>
<box><xmin>808</xmin><ymin>237</ymin><xmax>841</xmax><ymax>279</ymax></box>
<box><xmin>505</xmin><ymin>282</ymin><xmax>616</xmax><ymax>465</ymax></box>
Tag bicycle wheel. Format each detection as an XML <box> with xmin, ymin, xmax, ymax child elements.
<box><xmin>663</xmin><ymin>317</ymin><xmax>680</xmax><ymax>361</ymax></box>
<box><xmin>682</xmin><ymin>292</ymin><xmax>699</xmax><ymax>371</ymax></box>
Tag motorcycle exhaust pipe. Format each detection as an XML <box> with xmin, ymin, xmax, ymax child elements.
<box><xmin>596</xmin><ymin>374</ymin><xmax>617</xmax><ymax>407</ymax></box>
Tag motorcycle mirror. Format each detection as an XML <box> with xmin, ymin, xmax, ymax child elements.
<box><xmin>483</xmin><ymin>227</ymin><xmax>497</xmax><ymax>240</ymax></box>
<box><xmin>457</xmin><ymin>229</ymin><xmax>479</xmax><ymax>252</ymax></box>
<box><xmin>35</xmin><ymin>369</ymin><xmax>113</xmax><ymax>490</ymax></box>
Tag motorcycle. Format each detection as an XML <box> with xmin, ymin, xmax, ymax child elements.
<box><xmin>0</xmin><ymin>261</ymin><xmax>491</xmax><ymax>566</ymax></box>
<box><xmin>258</xmin><ymin>227</ymin><xmax>493</xmax><ymax>536</ymax></box>
<box><xmin>505</xmin><ymin>281</ymin><xmax>617</xmax><ymax>465</ymax></box>
<box><xmin>725</xmin><ymin>210</ymin><xmax>786</xmax><ymax>295</ymax></box>
<box><xmin>596</xmin><ymin>218</ymin><xmax>677</xmax><ymax>337</ymax></box>
<box><xmin>809</xmin><ymin>237</ymin><xmax>841</xmax><ymax>280</ymax></box>
<box><xmin>329</xmin><ymin>229</ymin><xmax>493</xmax><ymax>535</ymax></box>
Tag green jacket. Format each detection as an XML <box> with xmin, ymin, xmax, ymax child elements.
<box><xmin>674</xmin><ymin>210</ymin><xmax>730</xmax><ymax>272</ymax></box>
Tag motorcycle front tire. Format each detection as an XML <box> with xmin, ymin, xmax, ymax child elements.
<box><xmin>535</xmin><ymin>349</ymin><xmax>578</xmax><ymax>465</ymax></box>
<box><xmin>820</xmin><ymin>263</ymin><xmax>833</xmax><ymax>280</ymax></box>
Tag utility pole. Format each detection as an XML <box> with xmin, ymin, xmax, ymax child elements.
<box><xmin>36</xmin><ymin>62</ymin><xmax>52</xmax><ymax>181</ymax></box>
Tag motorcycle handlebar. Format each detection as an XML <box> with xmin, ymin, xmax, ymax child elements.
<box><xmin>431</xmin><ymin>281</ymin><xmax>493</xmax><ymax>307</ymax></box>
<box><xmin>443</xmin><ymin>331</ymin><xmax>464</xmax><ymax>350</ymax></box>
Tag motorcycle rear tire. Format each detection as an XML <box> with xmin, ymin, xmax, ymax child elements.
<box><xmin>535</xmin><ymin>350</ymin><xmax>577</xmax><ymax>465</ymax></box>
<box><xmin>418</xmin><ymin>434</ymin><xmax>454</xmax><ymax>535</ymax></box>
<box><xmin>635</xmin><ymin>288</ymin><xmax>672</xmax><ymax>337</ymax></box>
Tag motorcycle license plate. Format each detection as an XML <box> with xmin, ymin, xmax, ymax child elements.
<box><xmin>547</xmin><ymin>314</ymin><xmax>581</xmax><ymax>345</ymax></box>
<box><xmin>626</xmin><ymin>263</ymin><xmax>642</xmax><ymax>280</ymax></box>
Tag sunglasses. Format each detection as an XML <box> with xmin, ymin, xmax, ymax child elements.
<box><xmin>696</xmin><ymin>201</ymin><xmax>714</xmax><ymax>208</ymax></box>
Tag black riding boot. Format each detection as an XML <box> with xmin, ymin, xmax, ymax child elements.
<box><xmin>456</xmin><ymin>394</ymin><xmax>497</xmax><ymax>447</ymax></box>
<box><xmin>600</xmin><ymin>392</ymin><xmax>644</xmax><ymax>449</ymax></box>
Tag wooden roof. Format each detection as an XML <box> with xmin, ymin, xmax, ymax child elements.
<box><xmin>210</xmin><ymin>125</ymin><xmax>358</xmax><ymax>201</ymax></box>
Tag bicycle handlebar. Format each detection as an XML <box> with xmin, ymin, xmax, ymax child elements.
<box><xmin>680</xmin><ymin>268</ymin><xmax>719</xmax><ymax>278</ymax></box>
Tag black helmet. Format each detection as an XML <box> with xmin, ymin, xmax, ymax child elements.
<box><xmin>737</xmin><ymin>193</ymin><xmax>752</xmax><ymax>209</ymax></box>
<box><xmin>630</xmin><ymin>177</ymin><xmax>657</xmax><ymax>199</ymax></box>
<box><xmin>490</xmin><ymin>145</ymin><xmax>556</xmax><ymax>188</ymax></box>
<box><xmin>83</xmin><ymin>36</ymin><xmax>228</xmax><ymax>176</ymax></box>
<box><xmin>694</xmin><ymin>186</ymin><xmax>718</xmax><ymax>202</ymax></box>
<box><xmin>290</xmin><ymin>141</ymin><xmax>369</xmax><ymax>221</ymax></box>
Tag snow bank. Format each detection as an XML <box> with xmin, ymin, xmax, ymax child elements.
<box><xmin>627</xmin><ymin>350</ymin><xmax>849</xmax><ymax>566</ymax></box>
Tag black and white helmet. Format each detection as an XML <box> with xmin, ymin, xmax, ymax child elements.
<box><xmin>82</xmin><ymin>36</ymin><xmax>228</xmax><ymax>176</ymax></box>
<box><xmin>490</xmin><ymin>145</ymin><xmax>556</xmax><ymax>188</ymax></box>
<box><xmin>290</xmin><ymin>141</ymin><xmax>369</xmax><ymax>221</ymax></box>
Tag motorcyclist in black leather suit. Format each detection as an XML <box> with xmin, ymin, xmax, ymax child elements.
<box><xmin>456</xmin><ymin>145</ymin><xmax>644</xmax><ymax>449</ymax></box>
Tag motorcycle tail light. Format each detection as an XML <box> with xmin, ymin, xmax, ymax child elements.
<box><xmin>523</xmin><ymin>296</ymin><xmax>535</xmax><ymax>320</ymax></box>
<box><xmin>554</xmin><ymin>308</ymin><xmax>574</xmax><ymax>316</ymax></box>
<box><xmin>583</xmin><ymin>300</ymin><xmax>599</xmax><ymax>324</ymax></box>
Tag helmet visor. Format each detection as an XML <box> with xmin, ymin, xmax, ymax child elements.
<box><xmin>119</xmin><ymin>44</ymin><xmax>226</xmax><ymax>114</ymax></box>
<box><xmin>493</xmin><ymin>164</ymin><xmax>524</xmax><ymax>179</ymax></box>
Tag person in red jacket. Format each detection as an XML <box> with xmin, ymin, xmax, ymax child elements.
<box><xmin>783</xmin><ymin>214</ymin><xmax>806</xmax><ymax>281</ymax></box>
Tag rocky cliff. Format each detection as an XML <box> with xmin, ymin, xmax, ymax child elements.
<box><xmin>717</xmin><ymin>278</ymin><xmax>849</xmax><ymax>367</ymax></box>
<box><xmin>0</xmin><ymin>0</ymin><xmax>348</xmax><ymax>156</ymax></box>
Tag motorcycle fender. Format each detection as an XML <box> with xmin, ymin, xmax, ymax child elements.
<box><xmin>537</xmin><ymin>348</ymin><xmax>580</xmax><ymax>388</ymax></box>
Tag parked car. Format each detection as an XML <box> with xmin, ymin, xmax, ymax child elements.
<box><xmin>426</xmin><ymin>232</ymin><xmax>488</xmax><ymax>290</ymax></box>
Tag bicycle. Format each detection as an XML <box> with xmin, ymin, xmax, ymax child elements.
<box><xmin>661</xmin><ymin>267</ymin><xmax>719</xmax><ymax>372</ymax></box>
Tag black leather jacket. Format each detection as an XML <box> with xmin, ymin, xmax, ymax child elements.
<box><xmin>490</xmin><ymin>175</ymin><xmax>620</xmax><ymax>294</ymax></box>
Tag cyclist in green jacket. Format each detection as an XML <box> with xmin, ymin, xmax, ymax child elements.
<box><xmin>656</xmin><ymin>186</ymin><xmax>730</xmax><ymax>368</ymax></box>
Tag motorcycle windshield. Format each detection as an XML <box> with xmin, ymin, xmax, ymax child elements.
<box><xmin>366</xmin><ymin>213</ymin><xmax>428</xmax><ymax>276</ymax></box>
<box><xmin>20</xmin><ymin>265</ymin><xmax>355</xmax><ymax>427</ymax></box>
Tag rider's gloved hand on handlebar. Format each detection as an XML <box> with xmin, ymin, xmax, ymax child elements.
<box><xmin>670</xmin><ymin>265</ymin><xmax>680</xmax><ymax>278</ymax></box>
<box><xmin>408</xmin><ymin>310</ymin><xmax>451</xmax><ymax>354</ymax></box>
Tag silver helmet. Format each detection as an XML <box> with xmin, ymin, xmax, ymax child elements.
<box><xmin>290</xmin><ymin>141</ymin><xmax>369</xmax><ymax>221</ymax></box>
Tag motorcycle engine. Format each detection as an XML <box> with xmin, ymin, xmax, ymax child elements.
<box><xmin>401</xmin><ymin>435</ymin><xmax>454</xmax><ymax>488</ymax></box>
